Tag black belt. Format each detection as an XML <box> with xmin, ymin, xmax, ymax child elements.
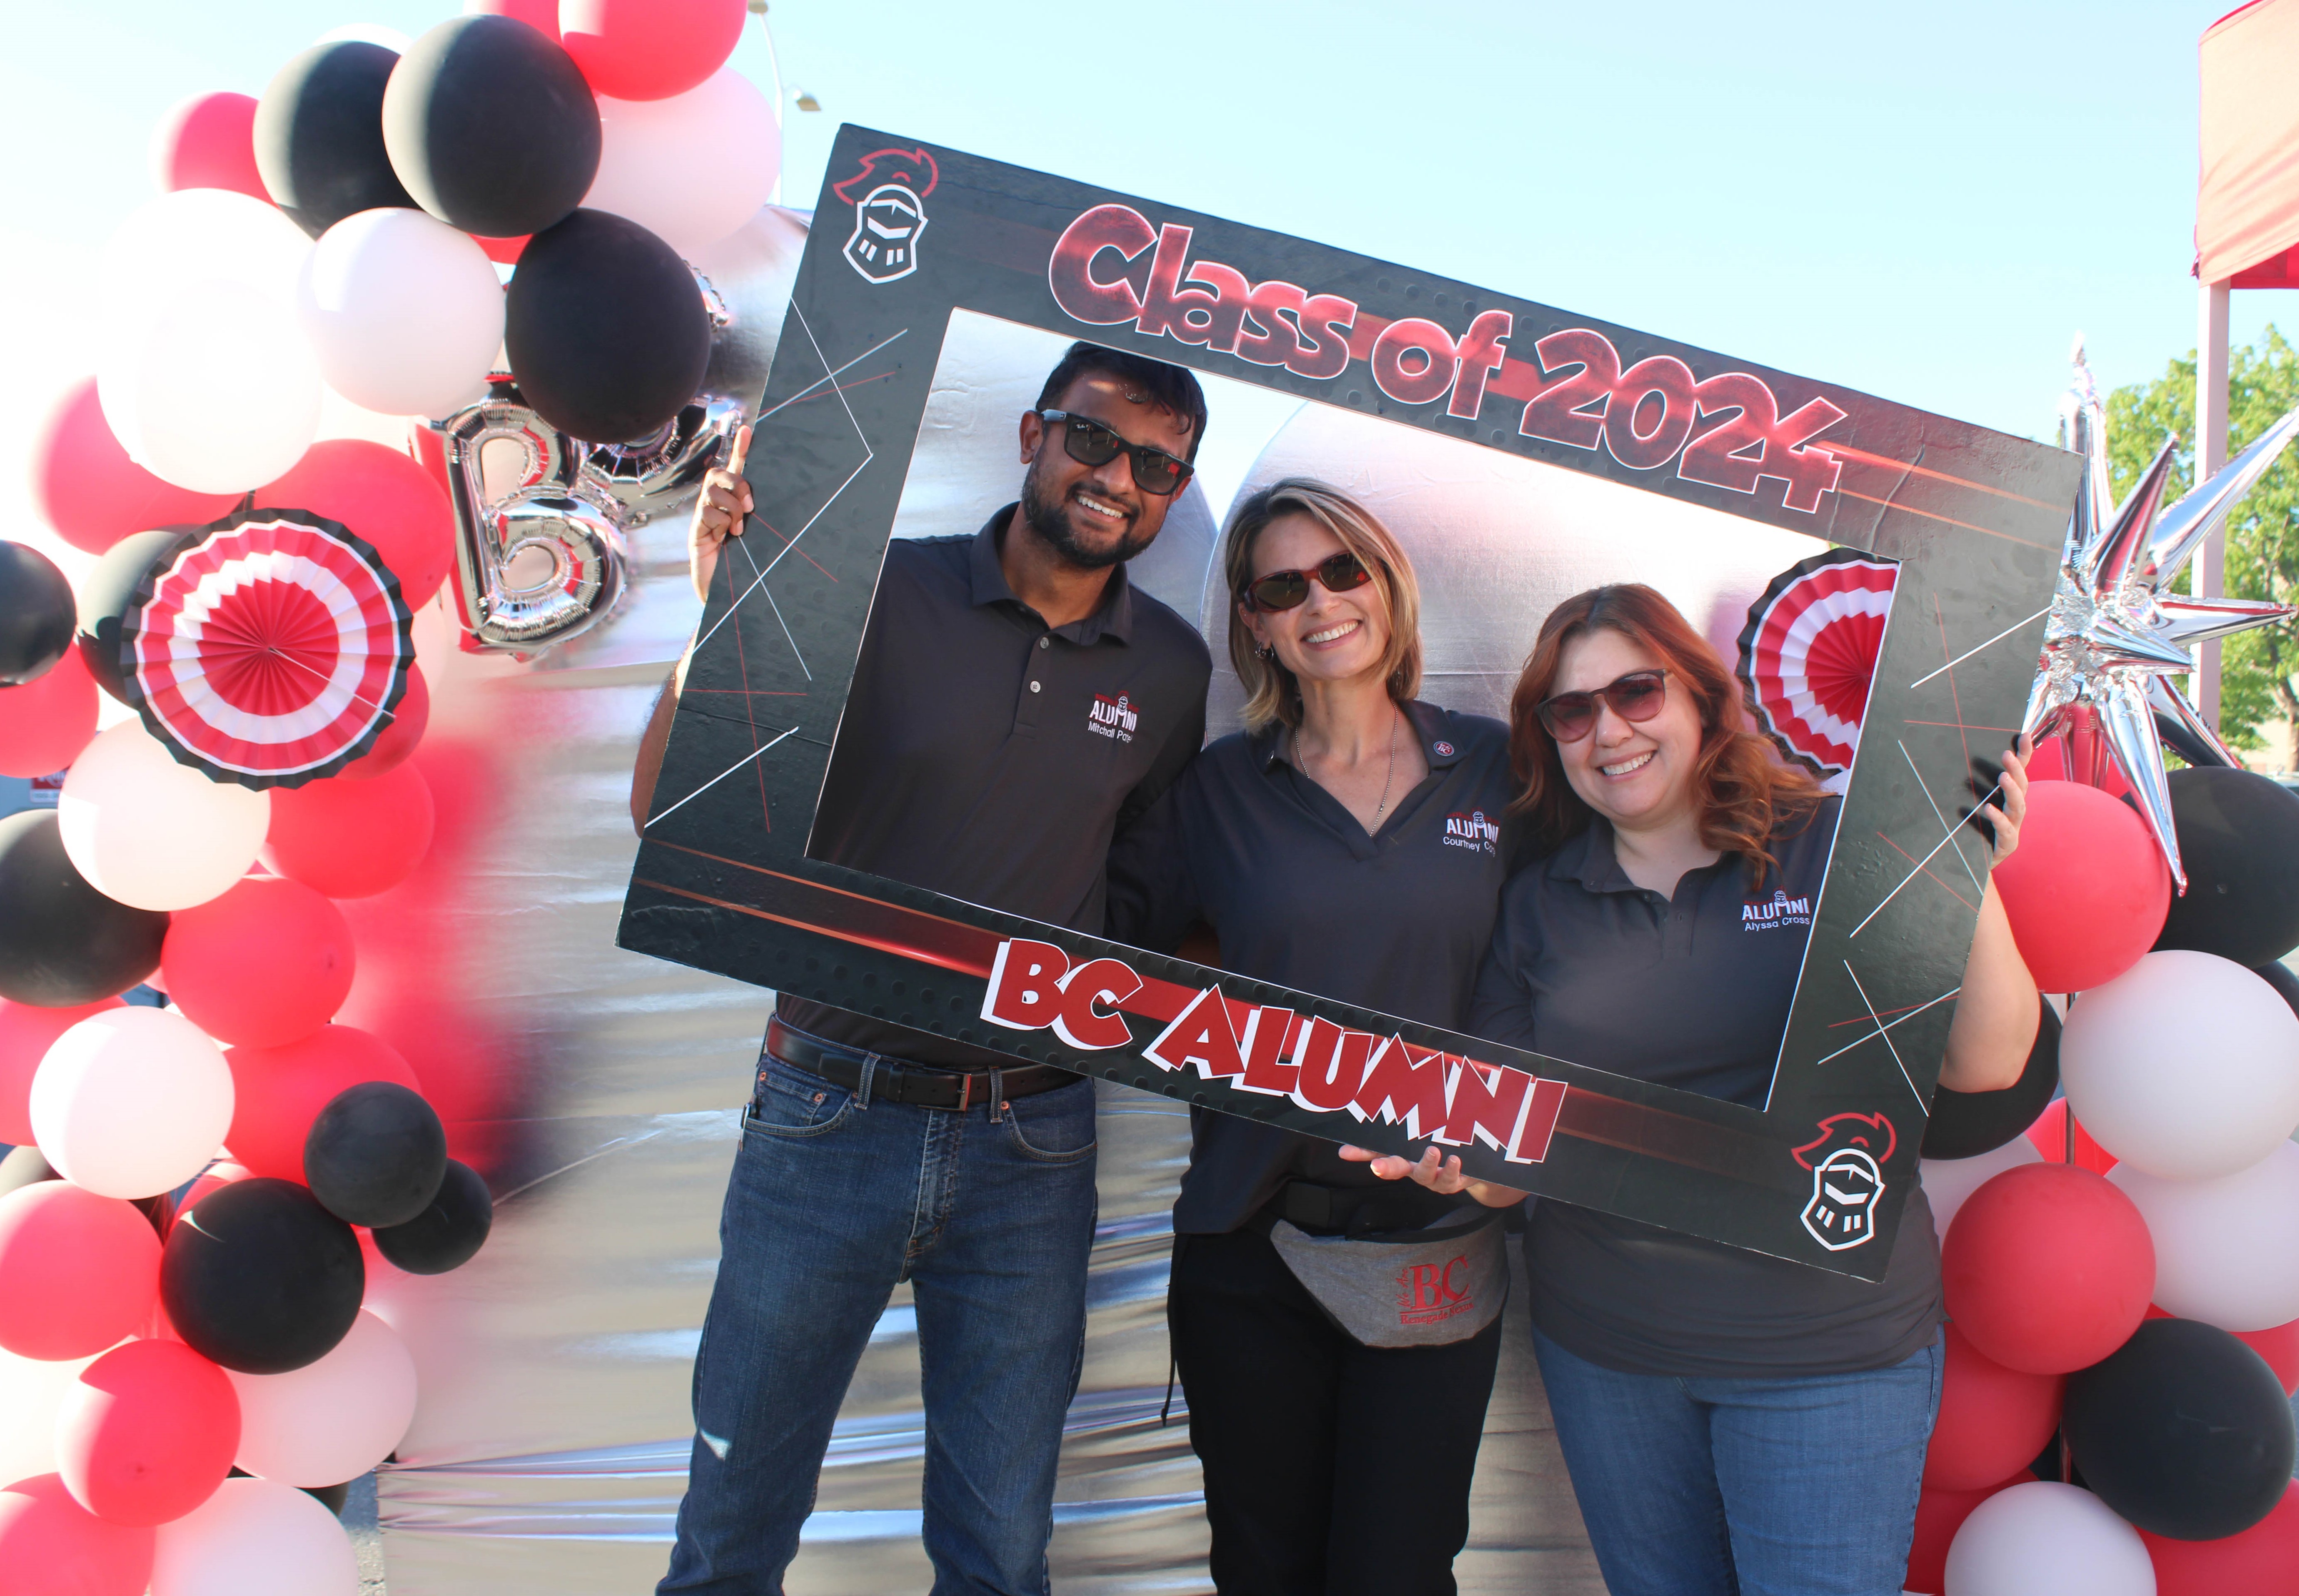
<box><xmin>764</xmin><ymin>1017</ymin><xmax>1077</xmax><ymax>1110</ymax></box>
<box><xmin>1269</xmin><ymin>1178</ymin><xmax>1461</xmax><ymax>1237</ymax></box>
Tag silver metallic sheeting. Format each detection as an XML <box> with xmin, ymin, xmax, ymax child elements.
<box><xmin>1196</xmin><ymin>400</ymin><xmax>1830</xmax><ymax>741</ymax></box>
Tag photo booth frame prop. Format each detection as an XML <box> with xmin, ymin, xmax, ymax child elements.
<box><xmin>618</xmin><ymin>127</ymin><xmax>2080</xmax><ymax>1280</ymax></box>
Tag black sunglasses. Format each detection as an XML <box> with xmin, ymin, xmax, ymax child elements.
<box><xmin>1535</xmin><ymin>670</ymin><xmax>1669</xmax><ymax>742</ymax></box>
<box><xmin>1036</xmin><ymin>410</ymin><xmax>1194</xmax><ymax>496</ymax></box>
<box><xmin>1238</xmin><ymin>550</ymin><xmax>1374</xmax><ymax>613</ymax></box>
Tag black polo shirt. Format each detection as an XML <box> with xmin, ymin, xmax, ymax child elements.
<box><xmin>1468</xmin><ymin>794</ymin><xmax>1945</xmax><ymax>1378</ymax></box>
<box><xmin>1107</xmin><ymin>702</ymin><xmax>1516</xmax><ymax>1233</ymax></box>
<box><xmin>779</xmin><ymin>506</ymin><xmax>1212</xmax><ymax>1070</ymax></box>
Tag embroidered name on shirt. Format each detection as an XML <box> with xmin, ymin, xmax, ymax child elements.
<box><xmin>1087</xmin><ymin>692</ymin><xmax>1138</xmax><ymax>743</ymax></box>
<box><xmin>1442</xmin><ymin>810</ymin><xmax>1500</xmax><ymax>854</ymax></box>
<box><xmin>1741</xmin><ymin>888</ymin><xmax>1811</xmax><ymax>930</ymax></box>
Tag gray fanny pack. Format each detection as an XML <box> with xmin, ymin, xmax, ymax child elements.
<box><xmin>1265</xmin><ymin>1204</ymin><xmax>1509</xmax><ymax>1349</ymax></box>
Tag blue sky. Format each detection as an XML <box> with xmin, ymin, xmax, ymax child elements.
<box><xmin>1</xmin><ymin>0</ymin><xmax>2279</xmax><ymax>502</ymax></box>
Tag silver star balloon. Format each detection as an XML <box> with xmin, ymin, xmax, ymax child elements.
<box><xmin>2025</xmin><ymin>339</ymin><xmax>2299</xmax><ymax>890</ymax></box>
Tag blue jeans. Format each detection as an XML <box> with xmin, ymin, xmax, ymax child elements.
<box><xmin>1531</xmin><ymin>1324</ymin><xmax>1942</xmax><ymax>1596</ymax></box>
<box><xmin>658</xmin><ymin>1043</ymin><xmax>1099</xmax><ymax>1596</ymax></box>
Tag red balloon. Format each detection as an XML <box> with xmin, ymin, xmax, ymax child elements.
<box><xmin>0</xmin><ymin>647</ymin><xmax>100</xmax><ymax>780</ymax></box>
<box><xmin>1924</xmin><ymin>1322</ymin><xmax>2064</xmax><ymax>1490</ymax></box>
<box><xmin>471</xmin><ymin>232</ymin><xmax>530</xmax><ymax>264</ymax></box>
<box><xmin>1991</xmin><ymin>781</ymin><xmax>2171</xmax><ymax>993</ymax></box>
<box><xmin>262</xmin><ymin>763</ymin><xmax>436</xmax><ymax>899</ymax></box>
<box><xmin>2028</xmin><ymin>707</ymin><xmax>2135</xmax><ymax>800</ymax></box>
<box><xmin>0</xmin><ymin>1181</ymin><xmax>162</xmax><ymax>1360</ymax></box>
<box><xmin>1941</xmin><ymin>1163</ymin><xmax>2156</xmax><ymax>1373</ymax></box>
<box><xmin>1905</xmin><ymin>1478</ymin><xmax>2020</xmax><ymax>1595</ymax></box>
<box><xmin>2024</xmin><ymin>1097</ymin><xmax>2118</xmax><ymax>1174</ymax></box>
<box><xmin>344</xmin><ymin>663</ymin><xmax>429</xmax><ymax>781</ymax></box>
<box><xmin>150</xmin><ymin>92</ymin><xmax>267</xmax><ymax>201</ymax></box>
<box><xmin>223</xmin><ymin>1025</ymin><xmax>420</xmax><ymax>1180</ymax></box>
<box><xmin>55</xmin><ymin>1339</ymin><xmax>237</xmax><ymax>1526</ymax></box>
<box><xmin>30</xmin><ymin>379</ymin><xmax>239</xmax><ymax>557</ymax></box>
<box><xmin>0</xmin><ymin>1475</ymin><xmax>154</xmax><ymax>1596</ymax></box>
<box><xmin>0</xmin><ymin>995</ymin><xmax>123</xmax><ymax>1145</ymax></box>
<box><xmin>559</xmin><ymin>0</ymin><xmax>744</xmax><ymax>100</ymax></box>
<box><xmin>161</xmin><ymin>879</ymin><xmax>354</xmax><ymax>1049</ymax></box>
<box><xmin>2142</xmin><ymin>1478</ymin><xmax>2299</xmax><ymax>1596</ymax></box>
<box><xmin>257</xmin><ymin>440</ymin><xmax>456</xmax><ymax>608</ymax></box>
<box><xmin>468</xmin><ymin>0</ymin><xmax>561</xmax><ymax>37</ymax></box>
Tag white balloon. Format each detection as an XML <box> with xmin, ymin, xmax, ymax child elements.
<box><xmin>151</xmin><ymin>1476</ymin><xmax>358</xmax><ymax>1596</ymax></box>
<box><xmin>97</xmin><ymin>278</ymin><xmax>322</xmax><ymax>494</ymax></box>
<box><xmin>59</xmin><ymin>722</ymin><xmax>270</xmax><ymax>912</ymax></box>
<box><xmin>584</xmin><ymin>68</ymin><xmax>782</xmax><ymax>258</ymax></box>
<box><xmin>97</xmin><ymin>189</ymin><xmax>310</xmax><ymax>317</ymax></box>
<box><xmin>2061</xmin><ymin>950</ymin><xmax>2299</xmax><ymax>1179</ymax></box>
<box><xmin>229</xmin><ymin>1311</ymin><xmax>415</xmax><ymax>1486</ymax></box>
<box><xmin>0</xmin><ymin>1348</ymin><xmax>99</xmax><ymax>1486</ymax></box>
<box><xmin>29</xmin><ymin>1009</ymin><xmax>233</xmax><ymax>1200</ymax></box>
<box><xmin>1943</xmin><ymin>1481</ymin><xmax>2153</xmax><ymax>1596</ymax></box>
<box><xmin>1921</xmin><ymin>1136</ymin><xmax>2044</xmax><ymax>1237</ymax></box>
<box><xmin>299</xmin><ymin>208</ymin><xmax>503</xmax><ymax>419</ymax></box>
<box><xmin>2112</xmin><ymin>1141</ymin><xmax>2299</xmax><ymax>1330</ymax></box>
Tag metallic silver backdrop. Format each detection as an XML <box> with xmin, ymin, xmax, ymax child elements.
<box><xmin>355</xmin><ymin>232</ymin><xmax>1870</xmax><ymax>1593</ymax></box>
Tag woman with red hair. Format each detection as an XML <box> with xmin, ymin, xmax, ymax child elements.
<box><xmin>1352</xmin><ymin>582</ymin><xmax>2038</xmax><ymax>1596</ymax></box>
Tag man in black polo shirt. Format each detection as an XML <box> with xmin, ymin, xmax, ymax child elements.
<box><xmin>647</xmin><ymin>344</ymin><xmax>1212</xmax><ymax>1596</ymax></box>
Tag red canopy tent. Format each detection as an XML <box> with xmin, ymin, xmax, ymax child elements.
<box><xmin>2194</xmin><ymin>0</ymin><xmax>2299</xmax><ymax>718</ymax></box>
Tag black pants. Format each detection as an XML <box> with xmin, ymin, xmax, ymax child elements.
<box><xmin>1167</xmin><ymin>1227</ymin><xmax>1504</xmax><ymax>1596</ymax></box>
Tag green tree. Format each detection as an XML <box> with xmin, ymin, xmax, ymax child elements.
<box><xmin>2105</xmin><ymin>327</ymin><xmax>2299</xmax><ymax>766</ymax></box>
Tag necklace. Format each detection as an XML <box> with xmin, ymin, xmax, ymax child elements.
<box><xmin>1370</xmin><ymin>711</ymin><xmax>1400</xmax><ymax>824</ymax></box>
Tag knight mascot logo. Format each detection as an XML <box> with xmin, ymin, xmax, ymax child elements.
<box><xmin>834</xmin><ymin>147</ymin><xmax>938</xmax><ymax>285</ymax></box>
<box><xmin>1791</xmin><ymin>1112</ymin><xmax>1895</xmax><ymax>1251</ymax></box>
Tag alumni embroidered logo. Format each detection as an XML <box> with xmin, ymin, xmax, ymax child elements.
<box><xmin>1087</xmin><ymin>692</ymin><xmax>1138</xmax><ymax>743</ymax></box>
<box><xmin>1442</xmin><ymin>810</ymin><xmax>1499</xmax><ymax>854</ymax></box>
<box><xmin>1741</xmin><ymin>887</ymin><xmax>1812</xmax><ymax>931</ymax></box>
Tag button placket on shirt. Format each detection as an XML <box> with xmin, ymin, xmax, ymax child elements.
<box><xmin>1014</xmin><ymin>625</ymin><xmax>1049</xmax><ymax>734</ymax></box>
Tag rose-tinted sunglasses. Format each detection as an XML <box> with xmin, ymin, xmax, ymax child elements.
<box><xmin>1238</xmin><ymin>551</ymin><xmax>1373</xmax><ymax>613</ymax></box>
<box><xmin>1036</xmin><ymin>410</ymin><xmax>1194</xmax><ymax>496</ymax></box>
<box><xmin>1535</xmin><ymin>669</ymin><xmax>1669</xmax><ymax>741</ymax></box>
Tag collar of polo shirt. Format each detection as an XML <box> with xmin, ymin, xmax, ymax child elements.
<box><xmin>965</xmin><ymin>504</ymin><xmax>1136</xmax><ymax>645</ymax></box>
<box><xmin>1254</xmin><ymin>700</ymin><xmax>1469</xmax><ymax>773</ymax></box>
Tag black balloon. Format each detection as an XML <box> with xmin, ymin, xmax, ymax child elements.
<box><xmin>506</xmin><ymin>209</ymin><xmax>711</xmax><ymax>444</ymax></box>
<box><xmin>0</xmin><ymin>813</ymin><xmax>168</xmax><ymax>1006</ymax></box>
<box><xmin>305</xmin><ymin>1081</ymin><xmax>447</xmax><ymax>1228</ymax></box>
<box><xmin>2063</xmin><ymin>1317</ymin><xmax>2296</xmax><ymax>1540</ymax></box>
<box><xmin>382</xmin><ymin>15</ymin><xmax>600</xmax><ymax>239</ymax></box>
<box><xmin>252</xmin><ymin>41</ymin><xmax>416</xmax><ymax>238</ymax></box>
<box><xmin>0</xmin><ymin>541</ymin><xmax>77</xmax><ymax>685</ymax></box>
<box><xmin>2254</xmin><ymin>958</ymin><xmax>2299</xmax><ymax>1021</ymax></box>
<box><xmin>76</xmin><ymin>528</ymin><xmax>185</xmax><ymax>704</ymax></box>
<box><xmin>1922</xmin><ymin>1003</ymin><xmax>2061</xmax><ymax>1159</ymax></box>
<box><xmin>371</xmin><ymin>1157</ymin><xmax>491</xmax><ymax>1275</ymax></box>
<box><xmin>2154</xmin><ymin>766</ymin><xmax>2299</xmax><ymax>967</ymax></box>
<box><xmin>160</xmin><ymin>1177</ymin><xmax>364</xmax><ymax>1374</ymax></box>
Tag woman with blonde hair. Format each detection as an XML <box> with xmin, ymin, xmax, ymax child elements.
<box><xmin>1109</xmin><ymin>478</ymin><xmax>1516</xmax><ymax>1594</ymax></box>
<box><xmin>1357</xmin><ymin>582</ymin><xmax>2038</xmax><ymax>1596</ymax></box>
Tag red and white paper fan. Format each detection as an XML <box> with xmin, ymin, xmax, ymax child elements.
<box><xmin>1737</xmin><ymin>548</ymin><xmax>1899</xmax><ymax>777</ymax></box>
<box><xmin>118</xmin><ymin>509</ymin><xmax>414</xmax><ymax>789</ymax></box>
